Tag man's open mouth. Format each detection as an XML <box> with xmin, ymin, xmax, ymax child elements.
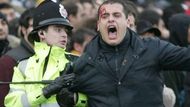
<box><xmin>107</xmin><ymin>25</ymin><xmax>117</xmax><ymax>39</ymax></box>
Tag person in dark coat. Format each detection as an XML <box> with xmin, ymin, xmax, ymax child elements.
<box><xmin>0</xmin><ymin>12</ymin><xmax>11</xmax><ymax>56</ymax></box>
<box><xmin>0</xmin><ymin>11</ymin><xmax>20</xmax><ymax>57</ymax></box>
<box><xmin>136</xmin><ymin>19</ymin><xmax>161</xmax><ymax>38</ymax></box>
<box><xmin>42</xmin><ymin>0</ymin><xmax>190</xmax><ymax>107</ymax></box>
<box><xmin>0</xmin><ymin>8</ymin><xmax>35</xmax><ymax>107</ymax></box>
<box><xmin>139</xmin><ymin>9</ymin><xmax>170</xmax><ymax>40</ymax></box>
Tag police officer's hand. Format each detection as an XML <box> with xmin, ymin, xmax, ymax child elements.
<box><xmin>56</xmin><ymin>88</ymin><xmax>75</xmax><ymax>107</ymax></box>
<box><xmin>42</xmin><ymin>62</ymin><xmax>75</xmax><ymax>98</ymax></box>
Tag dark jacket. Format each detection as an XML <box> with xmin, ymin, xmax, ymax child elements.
<box><xmin>0</xmin><ymin>39</ymin><xmax>11</xmax><ymax>57</ymax></box>
<box><xmin>0</xmin><ymin>39</ymin><xmax>34</xmax><ymax>107</ymax></box>
<box><xmin>5</xmin><ymin>38</ymin><xmax>34</xmax><ymax>62</ymax></box>
<box><xmin>71</xmin><ymin>29</ymin><xmax>190</xmax><ymax>107</ymax></box>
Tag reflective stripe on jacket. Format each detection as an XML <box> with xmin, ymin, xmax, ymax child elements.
<box><xmin>5</xmin><ymin>42</ymin><xmax>69</xmax><ymax>107</ymax></box>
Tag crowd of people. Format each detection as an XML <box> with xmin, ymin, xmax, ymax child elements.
<box><xmin>0</xmin><ymin>0</ymin><xmax>190</xmax><ymax>107</ymax></box>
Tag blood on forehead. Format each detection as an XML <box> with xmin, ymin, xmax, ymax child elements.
<box><xmin>99</xmin><ymin>6</ymin><xmax>106</xmax><ymax>18</ymax></box>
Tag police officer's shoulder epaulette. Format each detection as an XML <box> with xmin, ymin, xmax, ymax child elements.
<box><xmin>65</xmin><ymin>52</ymin><xmax>79</xmax><ymax>62</ymax></box>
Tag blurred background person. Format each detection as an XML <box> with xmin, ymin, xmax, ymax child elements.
<box><xmin>79</xmin><ymin>0</ymin><xmax>97</xmax><ymax>20</ymax></box>
<box><xmin>0</xmin><ymin>12</ymin><xmax>11</xmax><ymax>56</ymax></box>
<box><xmin>139</xmin><ymin>9</ymin><xmax>170</xmax><ymax>40</ymax></box>
<box><xmin>136</xmin><ymin>19</ymin><xmax>161</xmax><ymax>38</ymax></box>
<box><xmin>0</xmin><ymin>3</ymin><xmax>17</xmax><ymax>24</ymax></box>
<box><xmin>0</xmin><ymin>3</ymin><xmax>20</xmax><ymax>37</ymax></box>
<box><xmin>67</xmin><ymin>28</ymin><xmax>96</xmax><ymax>56</ymax></box>
<box><xmin>82</xmin><ymin>17</ymin><xmax>98</xmax><ymax>33</ymax></box>
<box><xmin>62</xmin><ymin>0</ymin><xmax>85</xmax><ymax>32</ymax></box>
<box><xmin>162</xmin><ymin>3</ymin><xmax>185</xmax><ymax>29</ymax></box>
<box><xmin>0</xmin><ymin>12</ymin><xmax>20</xmax><ymax>57</ymax></box>
<box><xmin>125</xmin><ymin>0</ymin><xmax>139</xmax><ymax>32</ymax></box>
<box><xmin>0</xmin><ymin>8</ymin><xmax>35</xmax><ymax>107</ymax></box>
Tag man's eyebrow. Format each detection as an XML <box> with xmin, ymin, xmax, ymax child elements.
<box><xmin>113</xmin><ymin>12</ymin><xmax>121</xmax><ymax>15</ymax></box>
<box><xmin>1</xmin><ymin>20</ymin><xmax>7</xmax><ymax>23</ymax></box>
<box><xmin>102</xmin><ymin>13</ymin><xmax>109</xmax><ymax>15</ymax></box>
<box><xmin>112</xmin><ymin>12</ymin><xmax>119</xmax><ymax>14</ymax></box>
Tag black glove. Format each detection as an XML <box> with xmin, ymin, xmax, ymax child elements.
<box><xmin>56</xmin><ymin>88</ymin><xmax>75</xmax><ymax>107</ymax></box>
<box><xmin>42</xmin><ymin>62</ymin><xmax>74</xmax><ymax>98</ymax></box>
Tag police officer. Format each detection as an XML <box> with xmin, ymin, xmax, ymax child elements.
<box><xmin>4</xmin><ymin>0</ymin><xmax>77</xmax><ymax>107</ymax></box>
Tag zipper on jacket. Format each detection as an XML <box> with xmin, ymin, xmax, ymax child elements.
<box><xmin>115</xmin><ymin>47</ymin><xmax>122</xmax><ymax>107</ymax></box>
<box><xmin>115</xmin><ymin>47</ymin><xmax>119</xmax><ymax>80</ymax></box>
<box><xmin>42</xmin><ymin>47</ymin><xmax>52</xmax><ymax>76</ymax></box>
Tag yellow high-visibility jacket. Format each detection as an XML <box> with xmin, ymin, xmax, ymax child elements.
<box><xmin>4</xmin><ymin>42</ymin><xmax>70</xmax><ymax>107</ymax></box>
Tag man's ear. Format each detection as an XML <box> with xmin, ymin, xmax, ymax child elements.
<box><xmin>38</xmin><ymin>30</ymin><xmax>45</xmax><ymax>40</ymax></box>
<box><xmin>74</xmin><ymin>42</ymin><xmax>82</xmax><ymax>53</ymax></box>
<box><xmin>126</xmin><ymin>17</ymin><xmax>130</xmax><ymax>28</ymax></box>
<box><xmin>20</xmin><ymin>26</ymin><xmax>27</xmax><ymax>37</ymax></box>
<box><xmin>68</xmin><ymin>15</ymin><xmax>75</xmax><ymax>23</ymax></box>
<box><xmin>97</xmin><ymin>21</ymin><xmax>100</xmax><ymax>31</ymax></box>
<box><xmin>97</xmin><ymin>25</ymin><xmax>99</xmax><ymax>31</ymax></box>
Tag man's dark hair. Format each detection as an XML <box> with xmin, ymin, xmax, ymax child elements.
<box><xmin>0</xmin><ymin>3</ymin><xmax>13</xmax><ymax>10</ymax></box>
<box><xmin>79</xmin><ymin>0</ymin><xmax>96</xmax><ymax>8</ymax></box>
<box><xmin>19</xmin><ymin>8</ymin><xmax>34</xmax><ymax>38</ymax></box>
<box><xmin>82</xmin><ymin>17</ymin><xmax>98</xmax><ymax>32</ymax></box>
<box><xmin>67</xmin><ymin>28</ymin><xmax>96</xmax><ymax>51</ymax></box>
<box><xmin>19</xmin><ymin>8</ymin><xmax>34</xmax><ymax>29</ymax></box>
<box><xmin>139</xmin><ymin>9</ymin><xmax>161</xmax><ymax>26</ymax></box>
<box><xmin>124</xmin><ymin>0</ymin><xmax>138</xmax><ymax>24</ymax></box>
<box><xmin>19</xmin><ymin>8</ymin><xmax>35</xmax><ymax>38</ymax></box>
<box><xmin>98</xmin><ymin>0</ymin><xmax>129</xmax><ymax>19</ymax></box>
<box><xmin>162</xmin><ymin>4</ymin><xmax>184</xmax><ymax>29</ymax></box>
<box><xmin>79</xmin><ymin>0</ymin><xmax>93</xmax><ymax>4</ymax></box>
<box><xmin>0</xmin><ymin>12</ymin><xmax>7</xmax><ymax>23</ymax></box>
<box><xmin>63</xmin><ymin>1</ymin><xmax>78</xmax><ymax>17</ymax></box>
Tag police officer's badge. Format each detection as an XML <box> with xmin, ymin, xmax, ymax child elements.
<box><xmin>59</xmin><ymin>4</ymin><xmax>67</xmax><ymax>19</ymax></box>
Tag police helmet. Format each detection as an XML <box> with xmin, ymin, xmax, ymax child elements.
<box><xmin>29</xmin><ymin>0</ymin><xmax>73</xmax><ymax>43</ymax></box>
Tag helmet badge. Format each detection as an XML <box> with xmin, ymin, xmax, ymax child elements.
<box><xmin>59</xmin><ymin>4</ymin><xmax>67</xmax><ymax>19</ymax></box>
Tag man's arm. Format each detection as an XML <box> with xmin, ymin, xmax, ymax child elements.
<box><xmin>158</xmin><ymin>40</ymin><xmax>190</xmax><ymax>71</ymax></box>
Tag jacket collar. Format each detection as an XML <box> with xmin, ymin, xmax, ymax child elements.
<box><xmin>99</xmin><ymin>31</ymin><xmax>130</xmax><ymax>53</ymax></box>
<box><xmin>20</xmin><ymin>38</ymin><xmax>35</xmax><ymax>54</ymax></box>
<box><xmin>34</xmin><ymin>42</ymin><xmax>66</xmax><ymax>58</ymax></box>
<box><xmin>128</xmin><ymin>29</ymin><xmax>146</xmax><ymax>55</ymax></box>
